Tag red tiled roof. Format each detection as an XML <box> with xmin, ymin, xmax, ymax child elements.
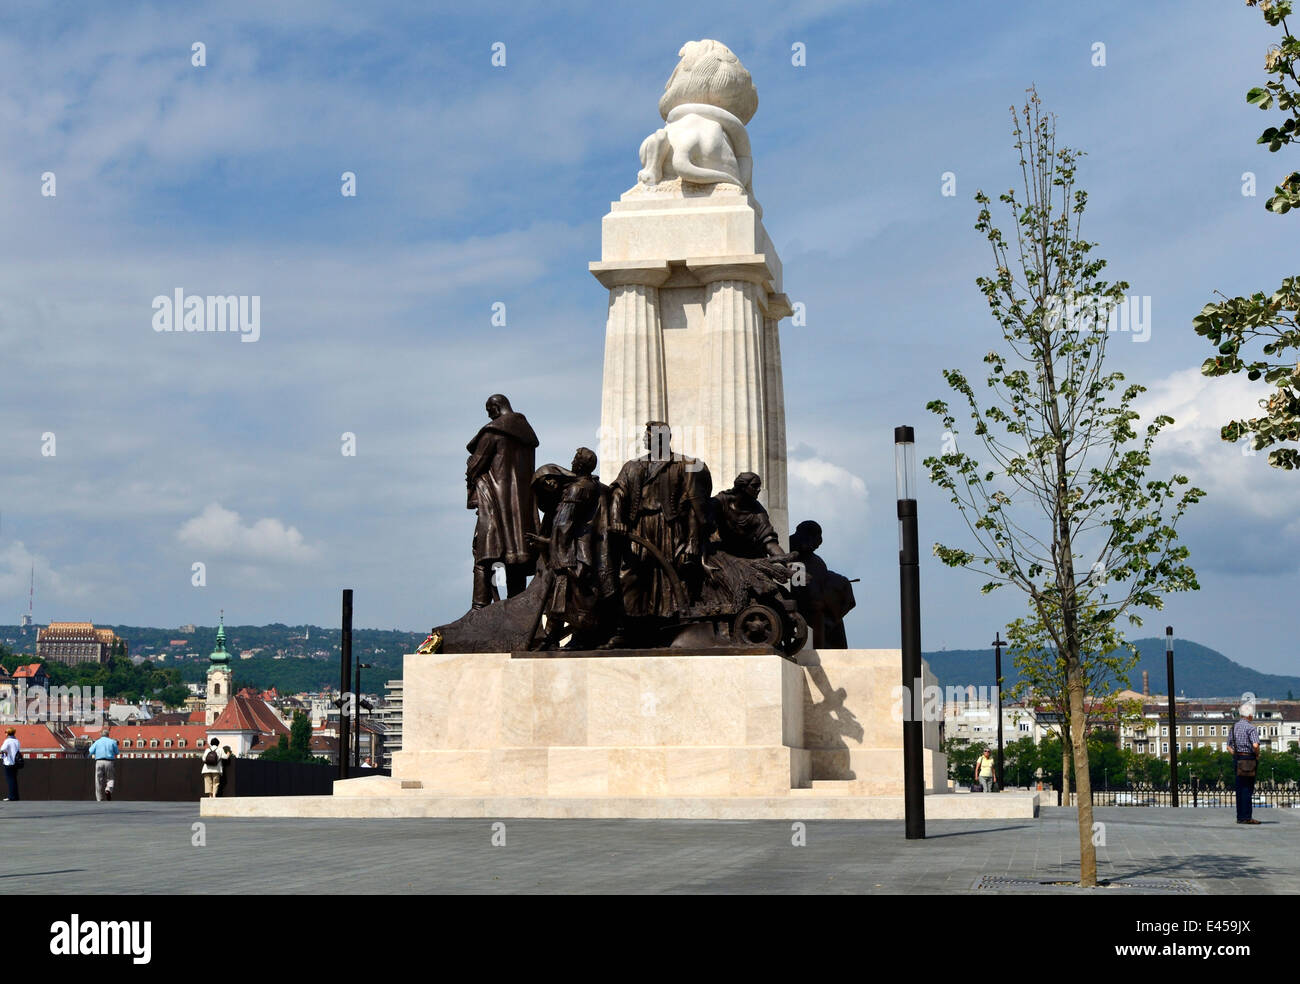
<box><xmin>1</xmin><ymin>724</ymin><xmax>72</xmax><ymax>752</ymax></box>
<box><xmin>209</xmin><ymin>695</ymin><xmax>289</xmax><ymax>736</ymax></box>
<box><xmin>70</xmin><ymin>724</ymin><xmax>210</xmax><ymax>744</ymax></box>
<box><xmin>12</xmin><ymin>663</ymin><xmax>46</xmax><ymax>678</ymax></box>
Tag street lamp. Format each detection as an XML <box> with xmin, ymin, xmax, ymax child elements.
<box><xmin>895</xmin><ymin>425</ymin><xmax>924</xmax><ymax>839</ymax></box>
<box><xmin>992</xmin><ymin>632</ymin><xmax>1006</xmax><ymax>791</ymax></box>
<box><xmin>1166</xmin><ymin>626</ymin><xmax>1179</xmax><ymax>807</ymax></box>
<box><xmin>339</xmin><ymin>589</ymin><xmax>353</xmax><ymax>781</ymax></box>
<box><xmin>354</xmin><ymin>661</ymin><xmax>373</xmax><ymax>770</ymax></box>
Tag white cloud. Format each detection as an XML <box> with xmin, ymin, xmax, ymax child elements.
<box><xmin>1135</xmin><ymin>367</ymin><xmax>1295</xmax><ymax>518</ymax></box>
<box><xmin>176</xmin><ymin>504</ymin><xmax>317</xmax><ymax>563</ymax></box>
<box><xmin>788</xmin><ymin>454</ymin><xmax>868</xmax><ymax>499</ymax></box>
<box><xmin>0</xmin><ymin>540</ymin><xmax>83</xmax><ymax>607</ymax></box>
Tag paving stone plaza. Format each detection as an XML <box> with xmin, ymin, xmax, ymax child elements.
<box><xmin>5</xmin><ymin>803</ymin><xmax>1295</xmax><ymax>895</ymax></box>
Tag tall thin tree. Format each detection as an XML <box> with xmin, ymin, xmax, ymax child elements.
<box><xmin>925</xmin><ymin>90</ymin><xmax>1203</xmax><ymax>886</ymax></box>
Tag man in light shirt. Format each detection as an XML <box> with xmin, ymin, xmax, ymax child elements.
<box><xmin>0</xmin><ymin>727</ymin><xmax>20</xmax><ymax>801</ymax></box>
<box><xmin>87</xmin><ymin>726</ymin><xmax>120</xmax><ymax>802</ymax></box>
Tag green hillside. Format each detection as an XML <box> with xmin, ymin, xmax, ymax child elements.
<box><xmin>922</xmin><ymin>638</ymin><xmax>1300</xmax><ymax>700</ymax></box>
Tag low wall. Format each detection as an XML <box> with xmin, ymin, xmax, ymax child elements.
<box><xmin>9</xmin><ymin>759</ymin><xmax>389</xmax><ymax>800</ymax></box>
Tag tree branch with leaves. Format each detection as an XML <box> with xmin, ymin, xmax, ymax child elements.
<box><xmin>1196</xmin><ymin>0</ymin><xmax>1300</xmax><ymax>468</ymax></box>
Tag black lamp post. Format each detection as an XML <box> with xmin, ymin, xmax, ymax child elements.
<box><xmin>992</xmin><ymin>632</ymin><xmax>1006</xmax><ymax>790</ymax></box>
<box><xmin>895</xmin><ymin>426</ymin><xmax>925</xmax><ymax>839</ymax></box>
<box><xmin>354</xmin><ymin>661</ymin><xmax>372</xmax><ymax>769</ymax></box>
<box><xmin>1166</xmin><ymin>626</ymin><xmax>1179</xmax><ymax>807</ymax></box>
<box><xmin>338</xmin><ymin>589</ymin><xmax>352</xmax><ymax>781</ymax></box>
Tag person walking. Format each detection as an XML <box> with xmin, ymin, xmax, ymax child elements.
<box><xmin>87</xmin><ymin>727</ymin><xmax>120</xmax><ymax>801</ymax></box>
<box><xmin>201</xmin><ymin>738</ymin><xmax>225</xmax><ymax>798</ymax></box>
<box><xmin>1</xmin><ymin>727</ymin><xmax>21</xmax><ymax>801</ymax></box>
<box><xmin>1229</xmin><ymin>703</ymin><xmax>1261</xmax><ymax>825</ymax></box>
<box><xmin>975</xmin><ymin>747</ymin><xmax>997</xmax><ymax>793</ymax></box>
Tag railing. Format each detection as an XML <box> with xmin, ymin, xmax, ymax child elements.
<box><xmin>1061</xmin><ymin>780</ymin><xmax>1300</xmax><ymax>809</ymax></box>
<box><xmin>11</xmin><ymin>758</ymin><xmax>388</xmax><ymax>801</ymax></box>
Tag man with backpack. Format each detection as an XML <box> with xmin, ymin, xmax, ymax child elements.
<box><xmin>201</xmin><ymin>737</ymin><xmax>228</xmax><ymax>798</ymax></box>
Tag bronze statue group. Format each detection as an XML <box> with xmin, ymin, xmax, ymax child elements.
<box><xmin>434</xmin><ymin>395</ymin><xmax>855</xmax><ymax>656</ymax></box>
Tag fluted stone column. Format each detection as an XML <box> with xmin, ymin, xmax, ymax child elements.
<box><xmin>599</xmin><ymin>279</ymin><xmax>668</xmax><ymax>471</ymax></box>
<box><xmin>761</xmin><ymin>315</ymin><xmax>788</xmax><ymax>542</ymax></box>
<box><xmin>700</xmin><ymin>278</ymin><xmax>767</xmax><ymax>499</ymax></box>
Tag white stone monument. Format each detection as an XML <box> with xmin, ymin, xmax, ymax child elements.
<box><xmin>593</xmin><ymin>40</ymin><xmax>791</xmax><ymax>541</ymax></box>
<box><xmin>201</xmin><ymin>42</ymin><xmax>1040</xmax><ymax>823</ymax></box>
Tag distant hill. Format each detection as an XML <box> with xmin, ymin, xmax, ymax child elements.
<box><xmin>0</xmin><ymin>623</ymin><xmax>425</xmax><ymax>695</ymax></box>
<box><xmin>923</xmin><ymin>638</ymin><xmax>1300</xmax><ymax>700</ymax></box>
<box><xmin>4</xmin><ymin>624</ymin><xmax>1292</xmax><ymax>700</ymax></box>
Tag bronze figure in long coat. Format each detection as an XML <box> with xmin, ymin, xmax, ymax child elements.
<box><xmin>609</xmin><ymin>422</ymin><xmax>711</xmax><ymax>618</ymax></box>
<box><xmin>466</xmin><ymin>394</ymin><xmax>538</xmax><ymax>608</ymax></box>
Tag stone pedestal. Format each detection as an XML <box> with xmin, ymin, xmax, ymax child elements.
<box><xmin>392</xmin><ymin>649</ymin><xmax>809</xmax><ymax>797</ymax></box>
<box><xmin>201</xmin><ymin>647</ymin><xmax>1043</xmax><ymax>820</ymax></box>
<box><xmin>372</xmin><ymin>647</ymin><xmax>946</xmax><ymax>799</ymax></box>
<box><xmin>593</xmin><ymin>184</ymin><xmax>791</xmax><ymax>541</ymax></box>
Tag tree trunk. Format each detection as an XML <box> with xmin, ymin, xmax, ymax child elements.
<box><xmin>1061</xmin><ymin>742</ymin><xmax>1071</xmax><ymax>804</ymax></box>
<box><xmin>1067</xmin><ymin>662</ymin><xmax>1097</xmax><ymax>887</ymax></box>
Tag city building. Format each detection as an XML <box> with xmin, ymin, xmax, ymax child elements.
<box><xmin>376</xmin><ymin>679</ymin><xmax>402</xmax><ymax>769</ymax></box>
<box><xmin>69</xmin><ymin>724</ymin><xmax>211</xmax><ymax>758</ymax></box>
<box><xmin>1119</xmin><ymin>700</ymin><xmax>1300</xmax><ymax>759</ymax></box>
<box><xmin>944</xmin><ymin>700</ymin><xmax>1051</xmax><ymax>746</ymax></box>
<box><xmin>208</xmin><ymin>694</ymin><xmax>291</xmax><ymax>757</ymax></box>
<box><xmin>11</xmin><ymin>663</ymin><xmax>51</xmax><ymax>692</ymax></box>
<box><xmin>6</xmin><ymin>724</ymin><xmax>76</xmax><ymax>758</ymax></box>
<box><xmin>35</xmin><ymin>622</ymin><xmax>126</xmax><ymax>666</ymax></box>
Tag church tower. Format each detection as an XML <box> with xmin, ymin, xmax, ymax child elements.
<box><xmin>205</xmin><ymin>612</ymin><xmax>232</xmax><ymax>726</ymax></box>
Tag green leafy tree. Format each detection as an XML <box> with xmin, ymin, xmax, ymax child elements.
<box><xmin>1181</xmin><ymin>745</ymin><xmax>1234</xmax><ymax>787</ymax></box>
<box><xmin>259</xmin><ymin>734</ymin><xmax>292</xmax><ymax>761</ymax></box>
<box><xmin>942</xmin><ymin>737</ymin><xmax>981</xmax><ymax>782</ymax></box>
<box><xmin>1196</xmin><ymin>1</ymin><xmax>1300</xmax><ymax>467</ymax></box>
<box><xmin>925</xmin><ymin>90</ymin><xmax>1203</xmax><ymax>887</ymax></box>
<box><xmin>289</xmin><ymin>710</ymin><xmax>312</xmax><ymax>759</ymax></box>
<box><xmin>1086</xmin><ymin>729</ymin><xmax>1126</xmax><ymax>788</ymax></box>
<box><xmin>1002</xmin><ymin>735</ymin><xmax>1040</xmax><ymax>787</ymax></box>
<box><xmin>258</xmin><ymin>712</ymin><xmax>326</xmax><ymax>764</ymax></box>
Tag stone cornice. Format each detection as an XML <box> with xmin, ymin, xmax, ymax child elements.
<box><xmin>588</xmin><ymin>260</ymin><xmax>672</xmax><ymax>289</ymax></box>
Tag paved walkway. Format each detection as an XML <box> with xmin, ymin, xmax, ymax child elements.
<box><xmin>1</xmin><ymin>803</ymin><xmax>1294</xmax><ymax>894</ymax></box>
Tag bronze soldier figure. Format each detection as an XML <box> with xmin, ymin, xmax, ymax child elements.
<box><xmin>710</xmin><ymin>472</ymin><xmax>786</xmax><ymax>559</ymax></box>
<box><xmin>789</xmin><ymin>520</ymin><xmax>856</xmax><ymax>649</ymax></box>
<box><xmin>530</xmin><ymin>448</ymin><xmax>617</xmax><ymax>649</ymax></box>
<box><xmin>465</xmin><ymin>394</ymin><xmax>539</xmax><ymax>608</ymax></box>
<box><xmin>608</xmin><ymin>422</ymin><xmax>711</xmax><ymax>619</ymax></box>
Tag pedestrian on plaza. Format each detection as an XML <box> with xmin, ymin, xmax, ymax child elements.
<box><xmin>1228</xmin><ymin>703</ymin><xmax>1261</xmax><ymax>825</ymax></box>
<box><xmin>201</xmin><ymin>737</ymin><xmax>225</xmax><ymax>798</ymax></box>
<box><xmin>217</xmin><ymin>746</ymin><xmax>234</xmax><ymax>796</ymax></box>
<box><xmin>87</xmin><ymin>726</ymin><xmax>120</xmax><ymax>802</ymax></box>
<box><xmin>0</xmin><ymin>727</ymin><xmax>20</xmax><ymax>801</ymax></box>
<box><xmin>975</xmin><ymin>747</ymin><xmax>997</xmax><ymax>793</ymax></box>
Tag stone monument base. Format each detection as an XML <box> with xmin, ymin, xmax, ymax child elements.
<box><xmin>202</xmin><ymin>647</ymin><xmax>1039</xmax><ymax>821</ymax></box>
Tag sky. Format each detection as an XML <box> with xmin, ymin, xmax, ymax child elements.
<box><xmin>0</xmin><ymin>0</ymin><xmax>1296</xmax><ymax>675</ymax></box>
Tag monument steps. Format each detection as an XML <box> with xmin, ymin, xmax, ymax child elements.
<box><xmin>201</xmin><ymin>791</ymin><xmax>1039</xmax><ymax>821</ymax></box>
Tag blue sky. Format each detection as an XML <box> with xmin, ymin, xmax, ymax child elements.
<box><xmin>1</xmin><ymin>0</ymin><xmax>1296</xmax><ymax>674</ymax></box>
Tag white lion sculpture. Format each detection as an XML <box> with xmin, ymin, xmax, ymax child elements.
<box><xmin>637</xmin><ymin>40</ymin><xmax>758</xmax><ymax>191</ymax></box>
